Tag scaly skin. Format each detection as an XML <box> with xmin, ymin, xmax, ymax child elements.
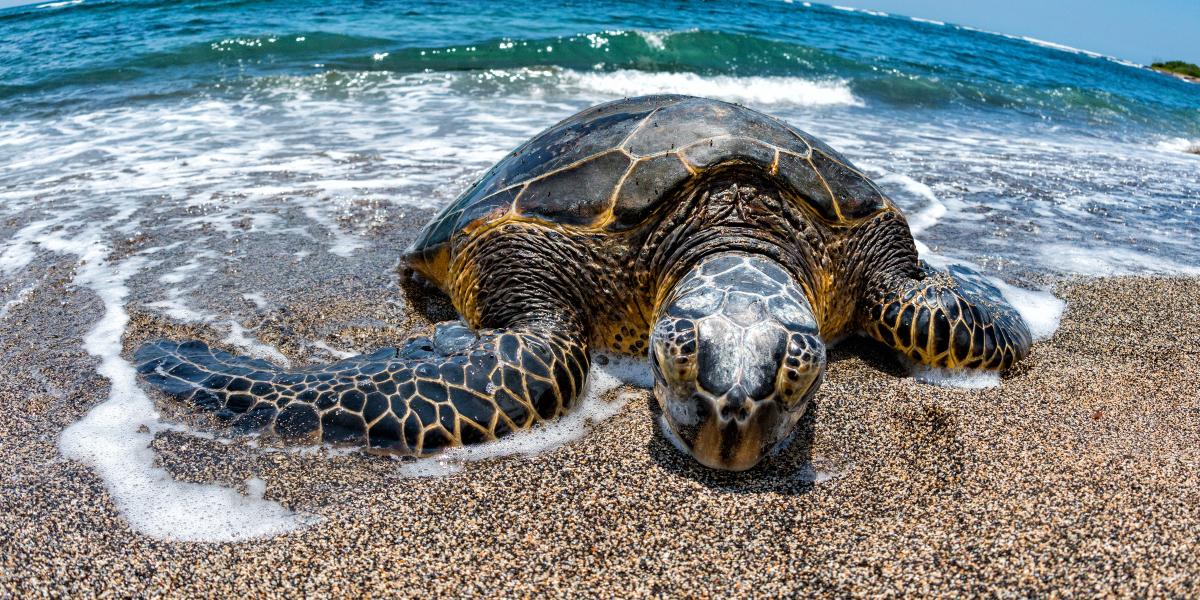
<box><xmin>137</xmin><ymin>314</ymin><xmax>589</xmax><ymax>456</ymax></box>
<box><xmin>136</xmin><ymin>163</ymin><xmax>1031</xmax><ymax>465</ymax></box>
<box><xmin>446</xmin><ymin>173</ymin><xmax>858</xmax><ymax>351</ymax></box>
<box><xmin>862</xmin><ymin>265</ymin><xmax>1033</xmax><ymax>370</ymax></box>
<box><xmin>844</xmin><ymin>210</ymin><xmax>1033</xmax><ymax>369</ymax></box>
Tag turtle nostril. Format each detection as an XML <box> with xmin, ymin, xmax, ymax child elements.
<box><xmin>719</xmin><ymin>403</ymin><xmax>735</xmax><ymax>420</ymax></box>
<box><xmin>720</xmin><ymin>388</ymin><xmax>752</xmax><ymax>421</ymax></box>
<box><xmin>718</xmin><ymin>402</ymin><xmax>751</xmax><ymax>421</ymax></box>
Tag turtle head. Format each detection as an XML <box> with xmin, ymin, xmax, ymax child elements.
<box><xmin>650</xmin><ymin>253</ymin><xmax>825</xmax><ymax>471</ymax></box>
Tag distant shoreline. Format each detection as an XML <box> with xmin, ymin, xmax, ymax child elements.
<box><xmin>1152</xmin><ymin>68</ymin><xmax>1200</xmax><ymax>84</ymax></box>
<box><xmin>1150</xmin><ymin>61</ymin><xmax>1200</xmax><ymax>84</ymax></box>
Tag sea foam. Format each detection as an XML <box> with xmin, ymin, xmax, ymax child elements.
<box><xmin>566</xmin><ymin>70</ymin><xmax>863</xmax><ymax>107</ymax></box>
<box><xmin>0</xmin><ymin>282</ymin><xmax>37</xmax><ymax>321</ymax></box>
<box><xmin>864</xmin><ymin>165</ymin><xmax>946</xmax><ymax>236</ymax></box>
<box><xmin>222</xmin><ymin>321</ymin><xmax>292</xmax><ymax>367</ymax></box>
<box><xmin>27</xmin><ymin>211</ymin><xmax>317</xmax><ymax>542</ymax></box>
<box><xmin>911</xmin><ymin>365</ymin><xmax>1000</xmax><ymax>389</ymax></box>
<box><xmin>1156</xmin><ymin>137</ymin><xmax>1200</xmax><ymax>156</ymax></box>
<box><xmin>1037</xmin><ymin>244</ymin><xmax>1200</xmax><ymax>278</ymax></box>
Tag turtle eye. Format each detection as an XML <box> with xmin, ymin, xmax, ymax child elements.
<box><xmin>777</xmin><ymin>333</ymin><xmax>824</xmax><ymax>408</ymax></box>
<box><xmin>651</xmin><ymin>317</ymin><xmax>698</xmax><ymax>388</ymax></box>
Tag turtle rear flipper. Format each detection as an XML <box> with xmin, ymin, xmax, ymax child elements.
<box><xmin>135</xmin><ymin>318</ymin><xmax>589</xmax><ymax>455</ymax></box>
<box><xmin>861</xmin><ymin>262</ymin><xmax>1032</xmax><ymax>370</ymax></box>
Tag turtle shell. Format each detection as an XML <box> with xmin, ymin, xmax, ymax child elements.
<box><xmin>407</xmin><ymin>94</ymin><xmax>889</xmax><ymax>260</ymax></box>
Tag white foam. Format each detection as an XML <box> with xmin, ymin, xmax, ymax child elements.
<box><xmin>565</xmin><ymin>70</ymin><xmax>863</xmax><ymax>107</ymax></box>
<box><xmin>302</xmin><ymin>205</ymin><xmax>364</xmax><ymax>257</ymax></box>
<box><xmin>0</xmin><ymin>282</ymin><xmax>37</xmax><ymax>321</ymax></box>
<box><xmin>832</xmin><ymin>5</ymin><xmax>889</xmax><ymax>17</ymax></box>
<box><xmin>1038</xmin><ymin>244</ymin><xmax>1200</xmax><ymax>277</ymax></box>
<box><xmin>0</xmin><ymin>240</ymin><xmax>37</xmax><ymax>277</ymax></box>
<box><xmin>952</xmin><ymin>23</ymin><xmax>1141</xmax><ymax>69</ymax></box>
<box><xmin>912</xmin><ymin>365</ymin><xmax>1000</xmax><ymax>389</ymax></box>
<box><xmin>1156</xmin><ymin>137</ymin><xmax>1200</xmax><ymax>155</ymax></box>
<box><xmin>909</xmin><ymin>16</ymin><xmax>945</xmax><ymax>26</ymax></box>
<box><xmin>242</xmin><ymin>292</ymin><xmax>270</xmax><ymax>309</ymax></box>
<box><xmin>0</xmin><ymin>212</ymin><xmax>81</xmax><ymax>277</ymax></box>
<box><xmin>157</xmin><ymin>251</ymin><xmax>216</xmax><ymax>284</ymax></box>
<box><xmin>866</xmin><ymin>166</ymin><xmax>946</xmax><ymax>235</ymax></box>
<box><xmin>145</xmin><ymin>288</ymin><xmax>217</xmax><ymax>323</ymax></box>
<box><xmin>53</xmin><ymin>225</ymin><xmax>312</xmax><ymax>542</ymax></box>
<box><xmin>987</xmin><ymin>277</ymin><xmax>1065</xmax><ymax>342</ymax></box>
<box><xmin>37</xmin><ymin>0</ymin><xmax>83</xmax><ymax>8</ymax></box>
<box><xmin>635</xmin><ymin>30</ymin><xmax>667</xmax><ymax>50</ymax></box>
<box><xmin>1018</xmin><ymin>35</ymin><xmax>1105</xmax><ymax>59</ymax></box>
<box><xmin>397</xmin><ymin>353</ymin><xmax>652</xmax><ymax>477</ymax></box>
<box><xmin>244</xmin><ymin>477</ymin><xmax>268</xmax><ymax>499</ymax></box>
<box><xmin>311</xmin><ymin>340</ymin><xmax>358</xmax><ymax>360</ymax></box>
<box><xmin>222</xmin><ymin>321</ymin><xmax>292</xmax><ymax>368</ymax></box>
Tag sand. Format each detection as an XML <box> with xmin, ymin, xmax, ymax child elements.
<box><xmin>2</xmin><ymin>221</ymin><xmax>1199</xmax><ymax>595</ymax></box>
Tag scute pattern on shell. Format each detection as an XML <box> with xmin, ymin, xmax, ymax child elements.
<box><xmin>407</xmin><ymin>94</ymin><xmax>888</xmax><ymax>257</ymax></box>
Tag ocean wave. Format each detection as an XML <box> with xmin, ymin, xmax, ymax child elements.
<box><xmin>1155</xmin><ymin>137</ymin><xmax>1200</xmax><ymax>155</ymax></box>
<box><xmin>37</xmin><ymin>0</ymin><xmax>84</xmax><ymax>9</ymax></box>
<box><xmin>955</xmin><ymin>23</ymin><xmax>1144</xmax><ymax>69</ymax></box>
<box><xmin>1017</xmin><ymin>35</ymin><xmax>1105</xmax><ymax>59</ymax></box>
<box><xmin>831</xmin><ymin>5</ymin><xmax>889</xmax><ymax>18</ymax></box>
<box><xmin>563</xmin><ymin>70</ymin><xmax>862</xmax><ymax>107</ymax></box>
<box><xmin>2</xmin><ymin>22</ymin><xmax>1193</xmax><ymax>136</ymax></box>
<box><xmin>242</xmin><ymin>66</ymin><xmax>862</xmax><ymax>111</ymax></box>
<box><xmin>909</xmin><ymin>16</ymin><xmax>945</xmax><ymax>26</ymax></box>
<box><xmin>1012</xmin><ymin>34</ymin><xmax>1143</xmax><ymax>69</ymax></box>
<box><xmin>0</xmin><ymin>29</ymin><xmax>861</xmax><ymax>101</ymax></box>
<box><xmin>366</xmin><ymin>29</ymin><xmax>859</xmax><ymax>77</ymax></box>
<box><xmin>189</xmin><ymin>28</ymin><xmax>851</xmax><ymax>77</ymax></box>
<box><xmin>236</xmin><ymin>63</ymin><xmax>1195</xmax><ymax>133</ymax></box>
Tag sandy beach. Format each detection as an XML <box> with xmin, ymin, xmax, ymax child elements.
<box><xmin>2</xmin><ymin>200</ymin><xmax>1198</xmax><ymax>596</ymax></box>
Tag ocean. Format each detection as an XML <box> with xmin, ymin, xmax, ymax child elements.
<box><xmin>3</xmin><ymin>0</ymin><xmax>1199</xmax><ymax>279</ymax></box>
<box><xmin>0</xmin><ymin>0</ymin><xmax>1199</xmax><ymax>541</ymax></box>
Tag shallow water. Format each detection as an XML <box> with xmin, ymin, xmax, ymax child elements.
<box><xmin>3</xmin><ymin>0</ymin><xmax>1198</xmax><ymax>281</ymax></box>
<box><xmin>1</xmin><ymin>0</ymin><xmax>1198</xmax><ymax>541</ymax></box>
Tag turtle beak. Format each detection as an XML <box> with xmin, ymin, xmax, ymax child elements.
<box><xmin>678</xmin><ymin>388</ymin><xmax>770</xmax><ymax>471</ymax></box>
<box><xmin>655</xmin><ymin>382</ymin><xmax>810</xmax><ymax>471</ymax></box>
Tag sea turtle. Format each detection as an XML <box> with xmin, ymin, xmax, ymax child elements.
<box><xmin>136</xmin><ymin>95</ymin><xmax>1032</xmax><ymax>470</ymax></box>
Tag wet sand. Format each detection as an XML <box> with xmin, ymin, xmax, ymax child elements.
<box><xmin>2</xmin><ymin>224</ymin><xmax>1199</xmax><ymax>595</ymax></box>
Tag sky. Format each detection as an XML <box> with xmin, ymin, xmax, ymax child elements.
<box><xmin>0</xmin><ymin>0</ymin><xmax>1196</xmax><ymax>65</ymax></box>
<box><xmin>843</xmin><ymin>0</ymin><xmax>1200</xmax><ymax>65</ymax></box>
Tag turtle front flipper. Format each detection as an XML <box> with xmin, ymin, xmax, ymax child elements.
<box><xmin>862</xmin><ymin>262</ymin><xmax>1032</xmax><ymax>370</ymax></box>
<box><xmin>134</xmin><ymin>317</ymin><xmax>589</xmax><ymax>455</ymax></box>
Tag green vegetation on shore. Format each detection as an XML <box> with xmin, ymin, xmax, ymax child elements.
<box><xmin>1151</xmin><ymin>60</ymin><xmax>1200</xmax><ymax>80</ymax></box>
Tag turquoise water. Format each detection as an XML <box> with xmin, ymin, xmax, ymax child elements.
<box><xmin>3</xmin><ymin>0</ymin><xmax>1199</xmax><ymax>127</ymax></box>
<box><xmin>2</xmin><ymin>0</ymin><xmax>1199</xmax><ymax>275</ymax></box>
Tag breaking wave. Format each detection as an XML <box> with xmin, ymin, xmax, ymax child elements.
<box><xmin>5</xmin><ymin>25</ymin><xmax>1196</xmax><ymax>134</ymax></box>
